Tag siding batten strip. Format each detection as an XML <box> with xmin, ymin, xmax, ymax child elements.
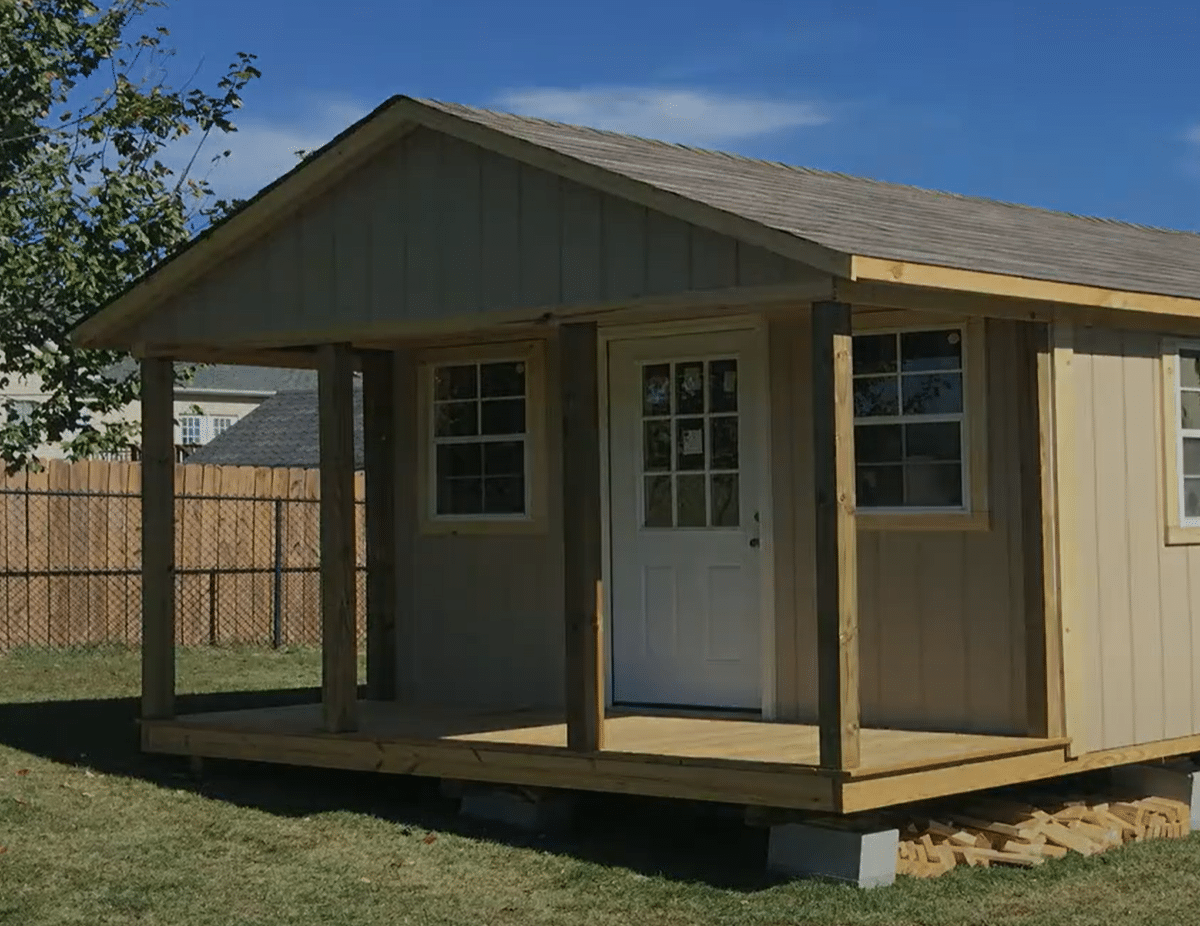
<box><xmin>362</xmin><ymin>349</ymin><xmax>397</xmax><ymax>701</ymax></box>
<box><xmin>140</xmin><ymin>357</ymin><xmax>176</xmax><ymax>720</ymax></box>
<box><xmin>560</xmin><ymin>322</ymin><xmax>604</xmax><ymax>751</ymax></box>
<box><xmin>811</xmin><ymin>301</ymin><xmax>861</xmax><ymax>771</ymax></box>
<box><xmin>319</xmin><ymin>343</ymin><xmax>359</xmax><ymax>732</ymax></box>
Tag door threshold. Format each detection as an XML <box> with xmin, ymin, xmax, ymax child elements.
<box><xmin>610</xmin><ymin>701</ymin><xmax>762</xmax><ymax>720</ymax></box>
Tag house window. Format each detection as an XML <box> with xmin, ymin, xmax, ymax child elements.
<box><xmin>852</xmin><ymin>326</ymin><xmax>968</xmax><ymax>511</ymax></box>
<box><xmin>211</xmin><ymin>416</ymin><xmax>235</xmax><ymax>438</ymax></box>
<box><xmin>1164</xmin><ymin>341</ymin><xmax>1200</xmax><ymax>543</ymax></box>
<box><xmin>179</xmin><ymin>415</ymin><xmax>204</xmax><ymax>446</ymax></box>
<box><xmin>431</xmin><ymin>359</ymin><xmax>528</xmax><ymax>517</ymax></box>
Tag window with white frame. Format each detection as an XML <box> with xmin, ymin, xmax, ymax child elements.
<box><xmin>1174</xmin><ymin>345</ymin><xmax>1200</xmax><ymax>524</ymax></box>
<box><xmin>179</xmin><ymin>415</ymin><xmax>204</xmax><ymax>446</ymax></box>
<box><xmin>431</xmin><ymin>359</ymin><xmax>528</xmax><ymax>517</ymax></box>
<box><xmin>852</xmin><ymin>326</ymin><xmax>967</xmax><ymax>510</ymax></box>
<box><xmin>212</xmin><ymin>416</ymin><xmax>235</xmax><ymax>438</ymax></box>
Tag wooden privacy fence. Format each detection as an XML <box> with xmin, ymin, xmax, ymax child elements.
<box><xmin>0</xmin><ymin>459</ymin><xmax>366</xmax><ymax>651</ymax></box>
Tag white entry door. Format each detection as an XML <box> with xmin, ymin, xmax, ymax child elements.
<box><xmin>608</xmin><ymin>329</ymin><xmax>763</xmax><ymax>710</ymax></box>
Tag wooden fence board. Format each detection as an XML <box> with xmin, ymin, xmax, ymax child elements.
<box><xmin>0</xmin><ymin>460</ymin><xmax>365</xmax><ymax>651</ymax></box>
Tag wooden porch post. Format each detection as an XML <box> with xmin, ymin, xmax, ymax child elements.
<box><xmin>1021</xmin><ymin>321</ymin><xmax>1066</xmax><ymax>738</ymax></box>
<box><xmin>560</xmin><ymin>322</ymin><xmax>604</xmax><ymax>752</ymax></box>
<box><xmin>140</xmin><ymin>357</ymin><xmax>176</xmax><ymax>721</ymax></box>
<box><xmin>318</xmin><ymin>343</ymin><xmax>358</xmax><ymax>733</ymax></box>
<box><xmin>811</xmin><ymin>301</ymin><xmax>861</xmax><ymax>770</ymax></box>
<box><xmin>361</xmin><ymin>349</ymin><xmax>396</xmax><ymax>702</ymax></box>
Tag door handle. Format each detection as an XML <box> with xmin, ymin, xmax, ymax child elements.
<box><xmin>748</xmin><ymin>510</ymin><xmax>760</xmax><ymax>548</ymax></box>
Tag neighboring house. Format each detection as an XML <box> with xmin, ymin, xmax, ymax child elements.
<box><xmin>71</xmin><ymin>97</ymin><xmax>1200</xmax><ymax>832</ymax></box>
<box><xmin>0</xmin><ymin>364</ymin><xmax>317</xmax><ymax>460</ymax></box>
<box><xmin>185</xmin><ymin>387</ymin><xmax>365</xmax><ymax>469</ymax></box>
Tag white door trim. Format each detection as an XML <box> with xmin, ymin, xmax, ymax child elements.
<box><xmin>595</xmin><ymin>314</ymin><xmax>776</xmax><ymax>716</ymax></box>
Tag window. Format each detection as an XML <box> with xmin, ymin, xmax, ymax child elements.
<box><xmin>852</xmin><ymin>327</ymin><xmax>966</xmax><ymax>509</ymax></box>
<box><xmin>431</xmin><ymin>358</ymin><xmax>528</xmax><ymax>518</ymax></box>
<box><xmin>179</xmin><ymin>415</ymin><xmax>204</xmax><ymax>446</ymax></box>
<box><xmin>1163</xmin><ymin>341</ymin><xmax>1200</xmax><ymax>544</ymax></box>
<box><xmin>212</xmin><ymin>416</ymin><xmax>235</xmax><ymax>438</ymax></box>
<box><xmin>640</xmin><ymin>357</ymin><xmax>741</xmax><ymax>529</ymax></box>
<box><xmin>849</xmin><ymin>317</ymin><xmax>989</xmax><ymax>530</ymax></box>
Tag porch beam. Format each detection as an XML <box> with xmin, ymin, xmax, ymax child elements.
<box><xmin>811</xmin><ymin>301</ymin><xmax>861</xmax><ymax>771</ymax></box>
<box><xmin>560</xmin><ymin>321</ymin><xmax>604</xmax><ymax>752</ymax></box>
<box><xmin>1020</xmin><ymin>322</ymin><xmax>1066</xmax><ymax>738</ymax></box>
<box><xmin>361</xmin><ymin>349</ymin><xmax>396</xmax><ymax>701</ymax></box>
<box><xmin>140</xmin><ymin>357</ymin><xmax>176</xmax><ymax>721</ymax></box>
<box><xmin>318</xmin><ymin>342</ymin><xmax>358</xmax><ymax>732</ymax></box>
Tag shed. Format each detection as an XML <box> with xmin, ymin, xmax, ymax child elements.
<box><xmin>72</xmin><ymin>95</ymin><xmax>1200</xmax><ymax>815</ymax></box>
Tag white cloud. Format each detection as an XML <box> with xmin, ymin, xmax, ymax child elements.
<box><xmin>182</xmin><ymin>95</ymin><xmax>370</xmax><ymax>201</ymax></box>
<box><xmin>493</xmin><ymin>86</ymin><xmax>828</xmax><ymax>146</ymax></box>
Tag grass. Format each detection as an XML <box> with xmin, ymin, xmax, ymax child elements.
<box><xmin>3</xmin><ymin>650</ymin><xmax>1200</xmax><ymax>925</ymax></box>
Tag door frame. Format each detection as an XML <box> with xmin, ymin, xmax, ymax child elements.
<box><xmin>596</xmin><ymin>314</ymin><xmax>777</xmax><ymax>718</ymax></box>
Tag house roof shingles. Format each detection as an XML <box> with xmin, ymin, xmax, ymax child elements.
<box><xmin>419</xmin><ymin>98</ymin><xmax>1200</xmax><ymax>300</ymax></box>
<box><xmin>184</xmin><ymin>388</ymin><xmax>364</xmax><ymax>469</ymax></box>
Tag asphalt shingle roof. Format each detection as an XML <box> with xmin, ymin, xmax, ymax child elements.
<box><xmin>184</xmin><ymin>388</ymin><xmax>364</xmax><ymax>469</ymax></box>
<box><xmin>419</xmin><ymin>98</ymin><xmax>1200</xmax><ymax>300</ymax></box>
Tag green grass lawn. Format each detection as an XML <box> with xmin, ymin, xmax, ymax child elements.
<box><xmin>3</xmin><ymin>648</ymin><xmax>1200</xmax><ymax>925</ymax></box>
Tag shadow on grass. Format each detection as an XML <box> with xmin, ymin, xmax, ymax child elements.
<box><xmin>0</xmin><ymin>689</ymin><xmax>777</xmax><ymax>892</ymax></box>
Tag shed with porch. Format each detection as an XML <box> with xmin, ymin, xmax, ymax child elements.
<box><xmin>73</xmin><ymin>96</ymin><xmax>1200</xmax><ymax>814</ymax></box>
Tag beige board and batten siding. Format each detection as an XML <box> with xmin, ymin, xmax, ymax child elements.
<box><xmin>769</xmin><ymin>313</ymin><xmax>1028</xmax><ymax>734</ymax></box>
<box><xmin>131</xmin><ymin>128</ymin><xmax>825</xmax><ymax>348</ymax></box>
<box><xmin>1068</xmin><ymin>326</ymin><xmax>1200</xmax><ymax>754</ymax></box>
<box><xmin>392</xmin><ymin>332</ymin><xmax>565</xmax><ymax>710</ymax></box>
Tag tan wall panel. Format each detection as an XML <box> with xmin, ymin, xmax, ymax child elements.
<box><xmin>770</xmin><ymin>314</ymin><xmax>1028</xmax><ymax>734</ymax></box>
<box><xmin>1070</xmin><ymin>327</ymin><xmax>1200</xmax><ymax>751</ymax></box>
<box><xmin>136</xmin><ymin>129</ymin><xmax>821</xmax><ymax>347</ymax></box>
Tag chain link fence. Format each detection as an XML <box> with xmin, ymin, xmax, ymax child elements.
<box><xmin>0</xmin><ymin>462</ymin><xmax>367</xmax><ymax>652</ymax></box>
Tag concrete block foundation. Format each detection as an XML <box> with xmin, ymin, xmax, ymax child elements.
<box><xmin>767</xmin><ymin>822</ymin><xmax>899</xmax><ymax>889</ymax></box>
<box><xmin>458</xmin><ymin>785</ymin><xmax>575</xmax><ymax>834</ymax></box>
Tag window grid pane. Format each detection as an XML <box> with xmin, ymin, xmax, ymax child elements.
<box><xmin>851</xmin><ymin>327</ymin><xmax>967</xmax><ymax>511</ymax></box>
<box><xmin>432</xmin><ymin>360</ymin><xmax>528</xmax><ymax>518</ymax></box>
<box><xmin>639</xmin><ymin>357</ymin><xmax>740</xmax><ymax>529</ymax></box>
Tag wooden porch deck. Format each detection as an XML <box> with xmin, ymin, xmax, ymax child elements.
<box><xmin>142</xmin><ymin>702</ymin><xmax>1073</xmax><ymax>813</ymax></box>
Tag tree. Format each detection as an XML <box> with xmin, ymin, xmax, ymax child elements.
<box><xmin>0</xmin><ymin>0</ymin><xmax>261</xmax><ymax>469</ymax></box>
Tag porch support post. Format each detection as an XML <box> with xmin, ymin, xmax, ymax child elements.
<box><xmin>560</xmin><ymin>322</ymin><xmax>604</xmax><ymax>752</ymax></box>
<box><xmin>140</xmin><ymin>356</ymin><xmax>176</xmax><ymax>721</ymax></box>
<box><xmin>811</xmin><ymin>301</ymin><xmax>861</xmax><ymax>771</ymax></box>
<box><xmin>361</xmin><ymin>349</ymin><xmax>396</xmax><ymax>702</ymax></box>
<box><xmin>1020</xmin><ymin>321</ymin><xmax>1066</xmax><ymax>738</ymax></box>
<box><xmin>318</xmin><ymin>342</ymin><xmax>358</xmax><ymax>733</ymax></box>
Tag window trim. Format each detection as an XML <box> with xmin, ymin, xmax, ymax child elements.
<box><xmin>1161</xmin><ymin>338</ymin><xmax>1200</xmax><ymax>545</ymax></box>
<box><xmin>850</xmin><ymin>312</ymin><xmax>990</xmax><ymax>532</ymax></box>
<box><xmin>416</xmin><ymin>339</ymin><xmax>547</xmax><ymax>535</ymax></box>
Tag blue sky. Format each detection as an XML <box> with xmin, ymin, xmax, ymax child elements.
<box><xmin>153</xmin><ymin>0</ymin><xmax>1200</xmax><ymax>230</ymax></box>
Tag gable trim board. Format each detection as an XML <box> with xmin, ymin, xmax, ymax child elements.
<box><xmin>73</xmin><ymin>96</ymin><xmax>1200</xmax><ymax>354</ymax></box>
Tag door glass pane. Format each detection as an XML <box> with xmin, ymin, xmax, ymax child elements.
<box><xmin>711</xmin><ymin>473</ymin><xmax>739</xmax><ymax>527</ymax></box>
<box><xmin>708</xmin><ymin>359</ymin><xmax>738</xmax><ymax>413</ymax></box>
<box><xmin>676</xmin><ymin>418</ymin><xmax>705</xmax><ymax>471</ymax></box>
<box><xmin>643</xmin><ymin>420</ymin><xmax>672</xmax><ymax>471</ymax></box>
<box><xmin>644</xmin><ymin>475</ymin><xmax>673</xmax><ymax>527</ymax></box>
<box><xmin>675</xmin><ymin>363</ymin><xmax>705</xmax><ymax>415</ymax></box>
<box><xmin>676</xmin><ymin>474</ymin><xmax>706</xmax><ymax>527</ymax></box>
<box><xmin>710</xmin><ymin>416</ymin><xmax>738</xmax><ymax>469</ymax></box>
<box><xmin>643</xmin><ymin>364</ymin><xmax>671</xmax><ymax>416</ymax></box>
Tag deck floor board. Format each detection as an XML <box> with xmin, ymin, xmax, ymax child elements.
<box><xmin>170</xmin><ymin>701</ymin><xmax>1048</xmax><ymax>770</ymax></box>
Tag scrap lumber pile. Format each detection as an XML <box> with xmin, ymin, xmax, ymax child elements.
<box><xmin>895</xmin><ymin>790</ymin><xmax>1191</xmax><ymax>878</ymax></box>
